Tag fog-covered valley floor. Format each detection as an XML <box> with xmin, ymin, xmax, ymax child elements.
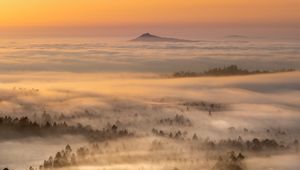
<box><xmin>0</xmin><ymin>38</ymin><xmax>299</xmax><ymax>170</ymax></box>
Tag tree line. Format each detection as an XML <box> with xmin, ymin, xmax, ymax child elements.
<box><xmin>151</xmin><ymin>128</ymin><xmax>299</xmax><ymax>154</ymax></box>
<box><xmin>172</xmin><ymin>65</ymin><xmax>295</xmax><ymax>78</ymax></box>
<box><xmin>158</xmin><ymin>114</ymin><xmax>192</xmax><ymax>126</ymax></box>
<box><xmin>0</xmin><ymin>116</ymin><xmax>133</xmax><ymax>141</ymax></box>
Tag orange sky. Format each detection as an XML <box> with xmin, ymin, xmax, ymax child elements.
<box><xmin>0</xmin><ymin>0</ymin><xmax>299</xmax><ymax>37</ymax></box>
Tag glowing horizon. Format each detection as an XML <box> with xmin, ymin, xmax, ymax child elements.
<box><xmin>0</xmin><ymin>0</ymin><xmax>299</xmax><ymax>37</ymax></box>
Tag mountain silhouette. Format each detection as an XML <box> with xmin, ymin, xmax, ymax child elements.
<box><xmin>131</xmin><ymin>33</ymin><xmax>196</xmax><ymax>42</ymax></box>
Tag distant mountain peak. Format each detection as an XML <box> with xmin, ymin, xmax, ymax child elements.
<box><xmin>137</xmin><ymin>33</ymin><xmax>160</xmax><ymax>39</ymax></box>
<box><xmin>140</xmin><ymin>33</ymin><xmax>156</xmax><ymax>37</ymax></box>
<box><xmin>131</xmin><ymin>33</ymin><xmax>196</xmax><ymax>42</ymax></box>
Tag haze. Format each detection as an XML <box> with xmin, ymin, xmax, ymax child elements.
<box><xmin>0</xmin><ymin>0</ymin><xmax>300</xmax><ymax>38</ymax></box>
<box><xmin>0</xmin><ymin>1</ymin><xmax>299</xmax><ymax>170</ymax></box>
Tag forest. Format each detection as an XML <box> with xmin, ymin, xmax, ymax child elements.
<box><xmin>172</xmin><ymin>65</ymin><xmax>295</xmax><ymax>78</ymax></box>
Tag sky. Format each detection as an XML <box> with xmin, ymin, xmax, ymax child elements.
<box><xmin>0</xmin><ymin>0</ymin><xmax>299</xmax><ymax>38</ymax></box>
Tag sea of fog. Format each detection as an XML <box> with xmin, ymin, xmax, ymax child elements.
<box><xmin>0</xmin><ymin>37</ymin><xmax>299</xmax><ymax>73</ymax></box>
<box><xmin>0</xmin><ymin>37</ymin><xmax>299</xmax><ymax>170</ymax></box>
